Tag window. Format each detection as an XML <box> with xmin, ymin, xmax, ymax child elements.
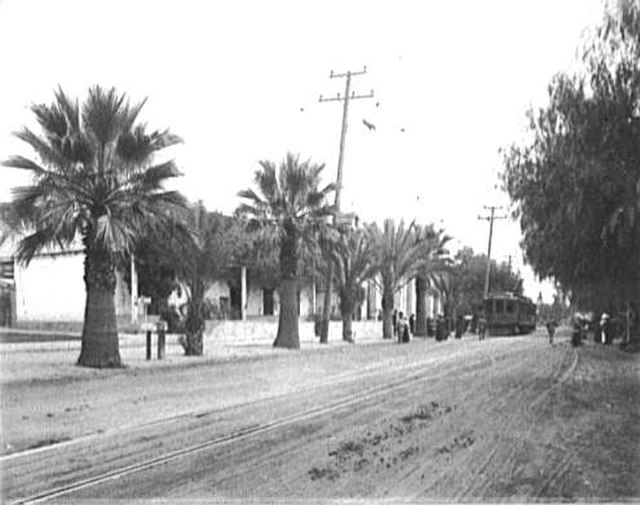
<box><xmin>484</xmin><ymin>300</ymin><xmax>493</xmax><ymax>315</ymax></box>
<box><xmin>496</xmin><ymin>300</ymin><xmax>505</xmax><ymax>314</ymax></box>
<box><xmin>506</xmin><ymin>301</ymin><xmax>515</xmax><ymax>314</ymax></box>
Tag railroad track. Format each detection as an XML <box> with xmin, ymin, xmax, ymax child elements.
<box><xmin>8</xmin><ymin>339</ymin><xmax>536</xmax><ymax>504</ymax></box>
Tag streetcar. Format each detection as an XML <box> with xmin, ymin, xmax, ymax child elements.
<box><xmin>483</xmin><ymin>292</ymin><xmax>536</xmax><ymax>336</ymax></box>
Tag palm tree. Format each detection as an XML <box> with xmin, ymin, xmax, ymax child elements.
<box><xmin>329</xmin><ymin>225</ymin><xmax>375</xmax><ymax>342</ymax></box>
<box><xmin>2</xmin><ymin>86</ymin><xmax>186</xmax><ymax>368</ymax></box>
<box><xmin>237</xmin><ymin>153</ymin><xmax>335</xmax><ymax>349</ymax></box>
<box><xmin>367</xmin><ymin>219</ymin><xmax>423</xmax><ymax>339</ymax></box>
<box><xmin>413</xmin><ymin>224</ymin><xmax>451</xmax><ymax>336</ymax></box>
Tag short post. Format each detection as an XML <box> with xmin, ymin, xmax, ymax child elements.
<box><xmin>146</xmin><ymin>330</ymin><xmax>152</xmax><ymax>361</ymax></box>
<box><xmin>157</xmin><ymin>321</ymin><xmax>167</xmax><ymax>360</ymax></box>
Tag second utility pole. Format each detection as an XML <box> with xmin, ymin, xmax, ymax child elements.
<box><xmin>478</xmin><ymin>205</ymin><xmax>507</xmax><ymax>298</ymax></box>
<box><xmin>318</xmin><ymin>67</ymin><xmax>373</xmax><ymax>343</ymax></box>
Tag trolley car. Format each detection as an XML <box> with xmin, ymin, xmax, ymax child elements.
<box><xmin>483</xmin><ymin>292</ymin><xmax>536</xmax><ymax>336</ymax></box>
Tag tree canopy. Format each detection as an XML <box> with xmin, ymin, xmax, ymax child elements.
<box><xmin>237</xmin><ymin>152</ymin><xmax>335</xmax><ymax>349</ymax></box>
<box><xmin>501</xmin><ymin>0</ymin><xmax>640</xmax><ymax>320</ymax></box>
<box><xmin>2</xmin><ymin>86</ymin><xmax>186</xmax><ymax>367</ymax></box>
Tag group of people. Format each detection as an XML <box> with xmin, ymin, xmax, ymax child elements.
<box><xmin>392</xmin><ymin>310</ymin><xmax>414</xmax><ymax>343</ymax></box>
<box><xmin>546</xmin><ymin>312</ymin><xmax>619</xmax><ymax>347</ymax></box>
<box><xmin>392</xmin><ymin>310</ymin><xmax>473</xmax><ymax>343</ymax></box>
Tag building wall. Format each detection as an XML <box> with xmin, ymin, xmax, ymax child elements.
<box><xmin>13</xmin><ymin>250</ymin><xmax>131</xmax><ymax>323</ymax></box>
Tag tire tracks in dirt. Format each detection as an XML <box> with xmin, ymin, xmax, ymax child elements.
<box><xmin>4</xmin><ymin>340</ymin><xmax>532</xmax><ymax>503</ymax></box>
<box><xmin>449</xmin><ymin>343</ymin><xmax>579</xmax><ymax>500</ymax></box>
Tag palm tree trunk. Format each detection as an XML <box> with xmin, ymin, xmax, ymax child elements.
<box><xmin>340</xmin><ymin>294</ymin><xmax>355</xmax><ymax>341</ymax></box>
<box><xmin>415</xmin><ymin>275</ymin><xmax>428</xmax><ymax>337</ymax></box>
<box><xmin>382</xmin><ymin>288</ymin><xmax>394</xmax><ymax>339</ymax></box>
<box><xmin>183</xmin><ymin>276</ymin><xmax>205</xmax><ymax>356</ymax></box>
<box><xmin>273</xmin><ymin>227</ymin><xmax>300</xmax><ymax>349</ymax></box>
<box><xmin>274</xmin><ymin>278</ymin><xmax>300</xmax><ymax>349</ymax></box>
<box><xmin>77</xmin><ymin>247</ymin><xmax>122</xmax><ymax>368</ymax></box>
<box><xmin>342</xmin><ymin>311</ymin><xmax>354</xmax><ymax>341</ymax></box>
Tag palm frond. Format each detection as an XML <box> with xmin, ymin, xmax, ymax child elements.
<box><xmin>12</xmin><ymin>129</ymin><xmax>68</xmax><ymax>169</ymax></box>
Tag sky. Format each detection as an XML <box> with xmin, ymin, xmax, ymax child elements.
<box><xmin>0</xmin><ymin>0</ymin><xmax>606</xmax><ymax>302</ymax></box>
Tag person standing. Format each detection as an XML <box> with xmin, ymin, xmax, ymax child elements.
<box><xmin>601</xmin><ymin>313</ymin><xmax>613</xmax><ymax>345</ymax></box>
<box><xmin>455</xmin><ymin>315</ymin><xmax>465</xmax><ymax>339</ymax></box>
<box><xmin>392</xmin><ymin>309</ymin><xmax>398</xmax><ymax>339</ymax></box>
<box><xmin>546</xmin><ymin>320</ymin><xmax>557</xmax><ymax>345</ymax></box>
<box><xmin>478</xmin><ymin>316</ymin><xmax>487</xmax><ymax>341</ymax></box>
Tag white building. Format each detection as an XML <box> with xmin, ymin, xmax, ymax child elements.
<box><xmin>0</xmin><ymin>239</ymin><xmax>132</xmax><ymax>328</ymax></box>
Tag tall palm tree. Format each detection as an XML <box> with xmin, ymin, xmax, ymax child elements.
<box><xmin>329</xmin><ymin>225</ymin><xmax>375</xmax><ymax>342</ymax></box>
<box><xmin>2</xmin><ymin>86</ymin><xmax>186</xmax><ymax>368</ymax></box>
<box><xmin>413</xmin><ymin>224</ymin><xmax>451</xmax><ymax>336</ymax></box>
<box><xmin>237</xmin><ymin>153</ymin><xmax>335</xmax><ymax>349</ymax></box>
<box><xmin>367</xmin><ymin>219</ymin><xmax>423</xmax><ymax>339</ymax></box>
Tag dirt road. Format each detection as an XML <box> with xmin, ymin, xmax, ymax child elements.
<box><xmin>2</xmin><ymin>332</ymin><xmax>639</xmax><ymax>503</ymax></box>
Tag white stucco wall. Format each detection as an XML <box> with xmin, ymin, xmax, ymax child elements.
<box><xmin>14</xmin><ymin>251</ymin><xmax>131</xmax><ymax>323</ymax></box>
<box><xmin>15</xmin><ymin>252</ymin><xmax>85</xmax><ymax>321</ymax></box>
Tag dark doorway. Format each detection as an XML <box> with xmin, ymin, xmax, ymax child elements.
<box><xmin>0</xmin><ymin>286</ymin><xmax>13</xmax><ymax>327</ymax></box>
<box><xmin>229</xmin><ymin>285</ymin><xmax>241</xmax><ymax>320</ymax></box>
<box><xmin>263</xmin><ymin>288</ymin><xmax>274</xmax><ymax>316</ymax></box>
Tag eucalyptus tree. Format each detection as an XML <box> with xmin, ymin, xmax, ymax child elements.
<box><xmin>413</xmin><ymin>224</ymin><xmax>451</xmax><ymax>336</ymax></box>
<box><xmin>367</xmin><ymin>219</ymin><xmax>423</xmax><ymax>339</ymax></box>
<box><xmin>328</xmin><ymin>225</ymin><xmax>375</xmax><ymax>342</ymax></box>
<box><xmin>502</xmin><ymin>0</ymin><xmax>640</xmax><ymax>335</ymax></box>
<box><xmin>237</xmin><ymin>153</ymin><xmax>335</xmax><ymax>349</ymax></box>
<box><xmin>2</xmin><ymin>86</ymin><xmax>186</xmax><ymax>368</ymax></box>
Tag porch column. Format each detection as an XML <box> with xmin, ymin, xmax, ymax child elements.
<box><xmin>131</xmin><ymin>254</ymin><xmax>138</xmax><ymax>324</ymax></box>
<box><xmin>241</xmin><ymin>266</ymin><xmax>247</xmax><ymax>321</ymax></box>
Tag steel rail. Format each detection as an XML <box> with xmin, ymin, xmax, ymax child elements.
<box><xmin>13</xmin><ymin>341</ymin><xmax>533</xmax><ymax>504</ymax></box>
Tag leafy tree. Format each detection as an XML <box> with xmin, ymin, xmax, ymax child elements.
<box><xmin>237</xmin><ymin>153</ymin><xmax>335</xmax><ymax>349</ymax></box>
<box><xmin>2</xmin><ymin>86</ymin><xmax>186</xmax><ymax>367</ymax></box>
<box><xmin>367</xmin><ymin>219</ymin><xmax>422</xmax><ymax>339</ymax></box>
<box><xmin>501</xmin><ymin>0</ymin><xmax>640</xmax><ymax>336</ymax></box>
<box><xmin>436</xmin><ymin>247</ymin><xmax>524</xmax><ymax>320</ymax></box>
<box><xmin>328</xmin><ymin>225</ymin><xmax>375</xmax><ymax>342</ymax></box>
<box><xmin>413</xmin><ymin>224</ymin><xmax>451</xmax><ymax>336</ymax></box>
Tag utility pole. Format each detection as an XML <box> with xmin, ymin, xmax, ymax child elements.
<box><xmin>318</xmin><ymin>67</ymin><xmax>374</xmax><ymax>343</ymax></box>
<box><xmin>478</xmin><ymin>205</ymin><xmax>507</xmax><ymax>298</ymax></box>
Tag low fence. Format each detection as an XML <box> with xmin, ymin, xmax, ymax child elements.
<box><xmin>0</xmin><ymin>319</ymin><xmax>384</xmax><ymax>353</ymax></box>
<box><xmin>204</xmin><ymin>319</ymin><xmax>382</xmax><ymax>345</ymax></box>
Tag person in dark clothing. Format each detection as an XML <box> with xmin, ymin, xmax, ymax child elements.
<box><xmin>601</xmin><ymin>313</ymin><xmax>614</xmax><ymax>345</ymax></box>
<box><xmin>436</xmin><ymin>315</ymin><xmax>446</xmax><ymax>342</ymax></box>
<box><xmin>402</xmin><ymin>320</ymin><xmax>411</xmax><ymax>343</ymax></box>
<box><xmin>546</xmin><ymin>320</ymin><xmax>557</xmax><ymax>345</ymax></box>
<box><xmin>409</xmin><ymin>313</ymin><xmax>415</xmax><ymax>335</ymax></box>
<box><xmin>571</xmin><ymin>317</ymin><xmax>582</xmax><ymax>347</ymax></box>
<box><xmin>478</xmin><ymin>317</ymin><xmax>487</xmax><ymax>341</ymax></box>
<box><xmin>455</xmin><ymin>316</ymin><xmax>465</xmax><ymax>339</ymax></box>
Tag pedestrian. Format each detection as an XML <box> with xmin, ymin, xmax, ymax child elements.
<box><xmin>392</xmin><ymin>309</ymin><xmax>398</xmax><ymax>338</ymax></box>
<box><xmin>546</xmin><ymin>319</ymin><xmax>557</xmax><ymax>345</ymax></box>
<box><xmin>455</xmin><ymin>315</ymin><xmax>464</xmax><ymax>339</ymax></box>
<box><xmin>601</xmin><ymin>313</ymin><xmax>613</xmax><ymax>345</ymax></box>
<box><xmin>478</xmin><ymin>316</ymin><xmax>487</xmax><ymax>341</ymax></box>
<box><xmin>436</xmin><ymin>315</ymin><xmax>448</xmax><ymax>342</ymax></box>
<box><xmin>571</xmin><ymin>316</ymin><xmax>582</xmax><ymax>347</ymax></box>
<box><xmin>402</xmin><ymin>317</ymin><xmax>411</xmax><ymax>343</ymax></box>
<box><xmin>396</xmin><ymin>311</ymin><xmax>404</xmax><ymax>343</ymax></box>
<box><xmin>409</xmin><ymin>313</ymin><xmax>415</xmax><ymax>335</ymax></box>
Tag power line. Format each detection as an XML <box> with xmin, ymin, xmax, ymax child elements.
<box><xmin>318</xmin><ymin>66</ymin><xmax>374</xmax><ymax>343</ymax></box>
<box><xmin>478</xmin><ymin>205</ymin><xmax>507</xmax><ymax>298</ymax></box>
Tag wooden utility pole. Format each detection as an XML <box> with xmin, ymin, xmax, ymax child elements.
<box><xmin>478</xmin><ymin>205</ymin><xmax>507</xmax><ymax>298</ymax></box>
<box><xmin>318</xmin><ymin>67</ymin><xmax>373</xmax><ymax>343</ymax></box>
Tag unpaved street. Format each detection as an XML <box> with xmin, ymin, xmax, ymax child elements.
<box><xmin>1</xmin><ymin>332</ymin><xmax>639</xmax><ymax>503</ymax></box>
